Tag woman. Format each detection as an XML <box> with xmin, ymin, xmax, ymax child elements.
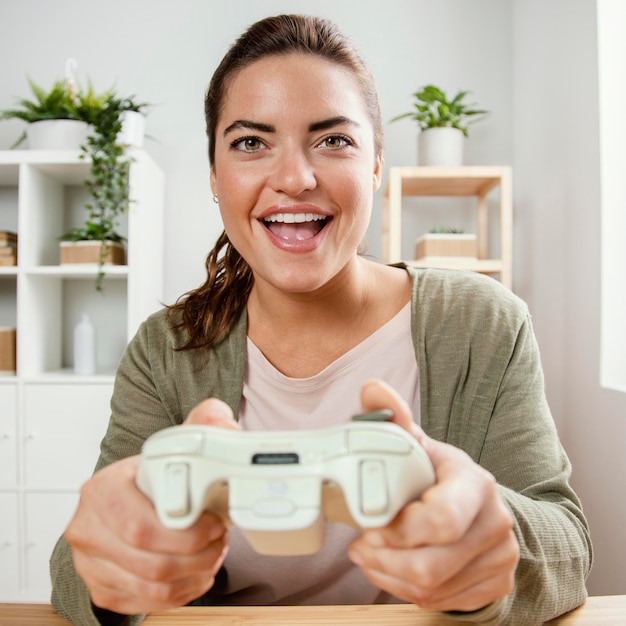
<box><xmin>50</xmin><ymin>14</ymin><xmax>591</xmax><ymax>626</ymax></box>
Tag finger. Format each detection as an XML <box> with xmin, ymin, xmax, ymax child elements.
<box><xmin>356</xmin><ymin>561</ymin><xmax>512</xmax><ymax>613</ymax></box>
<box><xmin>75</xmin><ymin>530</ymin><xmax>229</xmax><ymax>614</ymax></box>
<box><xmin>413</xmin><ymin>530</ymin><xmax>518</xmax><ymax>609</ymax></box>
<box><xmin>71</xmin><ymin>457</ymin><xmax>227</xmax><ymax>556</ymax></box>
<box><xmin>360</xmin><ymin>379</ymin><xmax>420</xmax><ymax>437</ymax></box>
<box><xmin>107</xmin><ymin>527</ymin><xmax>229</xmax><ymax>583</ymax></box>
<box><xmin>87</xmin><ymin>551</ymin><xmax>227</xmax><ymax>615</ymax></box>
<box><xmin>184</xmin><ymin>397</ymin><xmax>240</xmax><ymax>430</ymax></box>
<box><xmin>351</xmin><ymin>528</ymin><xmax>516</xmax><ymax>612</ymax></box>
<box><xmin>352</xmin><ymin>497</ymin><xmax>515</xmax><ymax>592</ymax></box>
<box><xmin>361</xmin><ymin>455</ymin><xmax>501</xmax><ymax>551</ymax></box>
<box><xmin>417</xmin><ymin>566</ymin><xmax>516</xmax><ymax>613</ymax></box>
<box><xmin>69</xmin><ymin>488</ymin><xmax>229</xmax><ymax>583</ymax></box>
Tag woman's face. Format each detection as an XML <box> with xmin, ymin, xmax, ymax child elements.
<box><xmin>211</xmin><ymin>53</ymin><xmax>383</xmax><ymax>296</ymax></box>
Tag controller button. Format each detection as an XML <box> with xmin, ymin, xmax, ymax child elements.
<box><xmin>231</xmin><ymin>507</ymin><xmax>320</xmax><ymax>530</ymax></box>
<box><xmin>147</xmin><ymin>432</ymin><xmax>204</xmax><ymax>457</ymax></box>
<box><xmin>348</xmin><ymin>430</ymin><xmax>410</xmax><ymax>454</ymax></box>
<box><xmin>253</xmin><ymin>499</ymin><xmax>296</xmax><ymax>517</ymax></box>
<box><xmin>359</xmin><ymin>460</ymin><xmax>389</xmax><ymax>515</ymax></box>
<box><xmin>163</xmin><ymin>463</ymin><xmax>190</xmax><ymax>517</ymax></box>
<box><xmin>264</xmin><ymin>480</ymin><xmax>289</xmax><ymax>496</ymax></box>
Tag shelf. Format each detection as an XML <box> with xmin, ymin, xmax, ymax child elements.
<box><xmin>25</xmin><ymin>265</ymin><xmax>128</xmax><ymax>278</ymax></box>
<box><xmin>405</xmin><ymin>258</ymin><xmax>504</xmax><ymax>273</ymax></box>
<box><xmin>21</xmin><ymin>368</ymin><xmax>116</xmax><ymax>384</ymax></box>
<box><xmin>382</xmin><ymin>165</ymin><xmax>513</xmax><ymax>289</ymax></box>
<box><xmin>386</xmin><ymin>166</ymin><xmax>506</xmax><ymax>196</ymax></box>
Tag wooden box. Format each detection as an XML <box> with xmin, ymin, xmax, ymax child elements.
<box><xmin>59</xmin><ymin>241</ymin><xmax>126</xmax><ymax>265</ymax></box>
<box><xmin>0</xmin><ymin>231</ymin><xmax>18</xmax><ymax>266</ymax></box>
<box><xmin>415</xmin><ymin>233</ymin><xmax>477</xmax><ymax>260</ymax></box>
<box><xmin>0</xmin><ymin>247</ymin><xmax>17</xmax><ymax>266</ymax></box>
<box><xmin>0</xmin><ymin>327</ymin><xmax>16</xmax><ymax>372</ymax></box>
<box><xmin>0</xmin><ymin>231</ymin><xmax>17</xmax><ymax>246</ymax></box>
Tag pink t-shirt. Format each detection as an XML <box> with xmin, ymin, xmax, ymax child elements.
<box><xmin>220</xmin><ymin>303</ymin><xmax>419</xmax><ymax>605</ymax></box>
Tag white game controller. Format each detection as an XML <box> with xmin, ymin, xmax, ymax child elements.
<box><xmin>136</xmin><ymin>413</ymin><xmax>435</xmax><ymax>555</ymax></box>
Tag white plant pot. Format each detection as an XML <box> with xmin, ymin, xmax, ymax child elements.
<box><xmin>418</xmin><ymin>127</ymin><xmax>464</xmax><ymax>167</ymax></box>
<box><xmin>26</xmin><ymin>119</ymin><xmax>90</xmax><ymax>150</ymax></box>
<box><xmin>118</xmin><ymin>111</ymin><xmax>145</xmax><ymax>147</ymax></box>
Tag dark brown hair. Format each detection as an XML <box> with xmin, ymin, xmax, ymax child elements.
<box><xmin>168</xmin><ymin>14</ymin><xmax>383</xmax><ymax>349</ymax></box>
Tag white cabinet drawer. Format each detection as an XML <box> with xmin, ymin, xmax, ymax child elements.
<box><xmin>0</xmin><ymin>492</ymin><xmax>20</xmax><ymax>601</ymax></box>
<box><xmin>22</xmin><ymin>383</ymin><xmax>113</xmax><ymax>489</ymax></box>
<box><xmin>0</xmin><ymin>384</ymin><xmax>17</xmax><ymax>488</ymax></box>
<box><xmin>24</xmin><ymin>492</ymin><xmax>80</xmax><ymax>602</ymax></box>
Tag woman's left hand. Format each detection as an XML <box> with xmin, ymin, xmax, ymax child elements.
<box><xmin>348</xmin><ymin>380</ymin><xmax>520</xmax><ymax>613</ymax></box>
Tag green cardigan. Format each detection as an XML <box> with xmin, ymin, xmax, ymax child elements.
<box><xmin>50</xmin><ymin>267</ymin><xmax>592</xmax><ymax>625</ymax></box>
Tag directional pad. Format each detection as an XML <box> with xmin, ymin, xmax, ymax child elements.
<box><xmin>359</xmin><ymin>460</ymin><xmax>388</xmax><ymax>515</ymax></box>
<box><xmin>164</xmin><ymin>462</ymin><xmax>190</xmax><ymax>517</ymax></box>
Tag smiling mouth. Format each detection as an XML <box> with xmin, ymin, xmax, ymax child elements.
<box><xmin>262</xmin><ymin>213</ymin><xmax>330</xmax><ymax>241</ymax></box>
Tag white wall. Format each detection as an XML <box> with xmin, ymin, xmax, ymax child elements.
<box><xmin>0</xmin><ymin>0</ymin><xmax>513</xmax><ymax>303</ymax></box>
<box><xmin>0</xmin><ymin>0</ymin><xmax>623</xmax><ymax>597</ymax></box>
<box><xmin>513</xmin><ymin>0</ymin><xmax>626</xmax><ymax>596</ymax></box>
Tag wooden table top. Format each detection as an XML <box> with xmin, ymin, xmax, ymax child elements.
<box><xmin>0</xmin><ymin>595</ymin><xmax>624</xmax><ymax>625</ymax></box>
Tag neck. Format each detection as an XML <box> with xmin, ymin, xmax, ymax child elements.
<box><xmin>245</xmin><ymin>259</ymin><xmax>410</xmax><ymax>378</ymax></box>
<box><xmin>247</xmin><ymin>257</ymin><xmax>373</xmax><ymax>333</ymax></box>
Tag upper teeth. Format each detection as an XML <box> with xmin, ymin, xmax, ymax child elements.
<box><xmin>264</xmin><ymin>213</ymin><xmax>326</xmax><ymax>224</ymax></box>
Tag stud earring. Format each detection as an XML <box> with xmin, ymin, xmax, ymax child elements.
<box><xmin>212</xmin><ymin>193</ymin><xmax>219</xmax><ymax>204</ymax></box>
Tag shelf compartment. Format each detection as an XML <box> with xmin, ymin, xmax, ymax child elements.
<box><xmin>18</xmin><ymin>274</ymin><xmax>128</xmax><ymax>377</ymax></box>
<box><xmin>382</xmin><ymin>166</ymin><xmax>513</xmax><ymax>288</ymax></box>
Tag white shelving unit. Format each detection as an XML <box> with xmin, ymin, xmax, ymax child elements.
<box><xmin>0</xmin><ymin>149</ymin><xmax>164</xmax><ymax>602</ymax></box>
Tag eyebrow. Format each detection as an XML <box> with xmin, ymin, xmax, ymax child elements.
<box><xmin>308</xmin><ymin>116</ymin><xmax>360</xmax><ymax>132</ymax></box>
<box><xmin>223</xmin><ymin>120</ymin><xmax>275</xmax><ymax>136</ymax></box>
<box><xmin>223</xmin><ymin>116</ymin><xmax>360</xmax><ymax>136</ymax></box>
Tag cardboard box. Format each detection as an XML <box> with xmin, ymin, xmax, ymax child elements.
<box><xmin>59</xmin><ymin>241</ymin><xmax>126</xmax><ymax>265</ymax></box>
<box><xmin>0</xmin><ymin>327</ymin><xmax>16</xmax><ymax>372</ymax></box>
<box><xmin>415</xmin><ymin>233</ymin><xmax>478</xmax><ymax>260</ymax></box>
<box><xmin>0</xmin><ymin>231</ymin><xmax>17</xmax><ymax>247</ymax></box>
<box><xmin>0</xmin><ymin>245</ymin><xmax>17</xmax><ymax>266</ymax></box>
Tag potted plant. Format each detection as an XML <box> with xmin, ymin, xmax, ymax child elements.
<box><xmin>415</xmin><ymin>226</ymin><xmax>478</xmax><ymax>260</ymax></box>
<box><xmin>0</xmin><ymin>77</ymin><xmax>110</xmax><ymax>149</ymax></box>
<box><xmin>391</xmin><ymin>85</ymin><xmax>489</xmax><ymax>166</ymax></box>
<box><xmin>59</xmin><ymin>94</ymin><xmax>149</xmax><ymax>291</ymax></box>
<box><xmin>2</xmin><ymin>70</ymin><xmax>150</xmax><ymax>290</ymax></box>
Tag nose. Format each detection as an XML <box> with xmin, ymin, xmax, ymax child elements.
<box><xmin>269</xmin><ymin>146</ymin><xmax>317</xmax><ymax>197</ymax></box>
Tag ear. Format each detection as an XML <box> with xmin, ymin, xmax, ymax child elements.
<box><xmin>210</xmin><ymin>166</ymin><xmax>217</xmax><ymax>197</ymax></box>
<box><xmin>372</xmin><ymin>150</ymin><xmax>384</xmax><ymax>192</ymax></box>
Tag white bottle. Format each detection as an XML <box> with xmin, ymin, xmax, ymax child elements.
<box><xmin>74</xmin><ymin>313</ymin><xmax>96</xmax><ymax>375</ymax></box>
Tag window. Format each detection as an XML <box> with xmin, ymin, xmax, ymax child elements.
<box><xmin>598</xmin><ymin>0</ymin><xmax>626</xmax><ymax>392</ymax></box>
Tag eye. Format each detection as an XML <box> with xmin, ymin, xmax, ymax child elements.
<box><xmin>318</xmin><ymin>134</ymin><xmax>353</xmax><ymax>149</ymax></box>
<box><xmin>230</xmin><ymin>136</ymin><xmax>265</xmax><ymax>152</ymax></box>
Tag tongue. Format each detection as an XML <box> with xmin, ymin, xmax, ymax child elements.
<box><xmin>267</xmin><ymin>221</ymin><xmax>322</xmax><ymax>241</ymax></box>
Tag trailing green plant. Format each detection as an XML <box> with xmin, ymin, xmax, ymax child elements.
<box><xmin>61</xmin><ymin>95</ymin><xmax>149</xmax><ymax>291</ymax></box>
<box><xmin>391</xmin><ymin>85</ymin><xmax>488</xmax><ymax>136</ymax></box>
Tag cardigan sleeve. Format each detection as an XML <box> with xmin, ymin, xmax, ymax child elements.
<box><xmin>49</xmin><ymin>308</ymin><xmax>247</xmax><ymax>625</ymax></box>
<box><xmin>475</xmin><ymin>313</ymin><xmax>591</xmax><ymax>624</ymax></box>
<box><xmin>411</xmin><ymin>268</ymin><xmax>592</xmax><ymax>625</ymax></box>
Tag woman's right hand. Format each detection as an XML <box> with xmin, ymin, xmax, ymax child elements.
<box><xmin>64</xmin><ymin>398</ymin><xmax>239</xmax><ymax>615</ymax></box>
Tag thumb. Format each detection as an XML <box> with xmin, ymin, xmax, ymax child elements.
<box><xmin>360</xmin><ymin>379</ymin><xmax>427</xmax><ymax>445</ymax></box>
<box><xmin>184</xmin><ymin>398</ymin><xmax>240</xmax><ymax>431</ymax></box>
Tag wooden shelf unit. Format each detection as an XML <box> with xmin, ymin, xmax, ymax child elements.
<box><xmin>382</xmin><ymin>166</ymin><xmax>513</xmax><ymax>289</ymax></box>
